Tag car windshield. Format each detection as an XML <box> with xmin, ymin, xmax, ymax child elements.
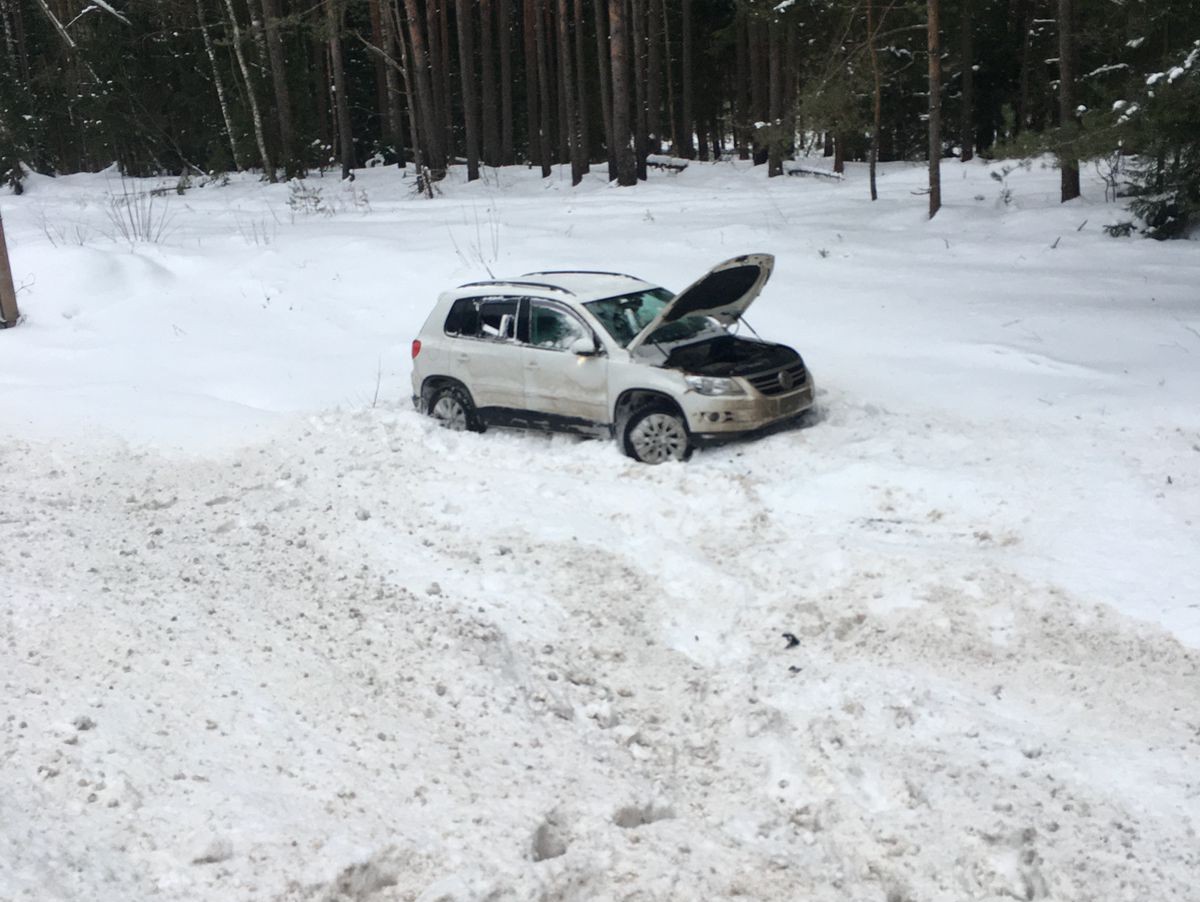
<box><xmin>584</xmin><ymin>289</ymin><xmax>720</xmax><ymax>348</ymax></box>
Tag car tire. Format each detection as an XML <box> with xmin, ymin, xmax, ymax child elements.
<box><xmin>621</xmin><ymin>403</ymin><xmax>691</xmax><ymax>464</ymax></box>
<box><xmin>427</xmin><ymin>383</ymin><xmax>485</xmax><ymax>433</ymax></box>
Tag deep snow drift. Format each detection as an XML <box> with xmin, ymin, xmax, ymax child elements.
<box><xmin>1</xmin><ymin>159</ymin><xmax>1198</xmax><ymax>901</ymax></box>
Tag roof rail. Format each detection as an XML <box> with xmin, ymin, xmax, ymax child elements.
<box><xmin>457</xmin><ymin>279</ymin><xmax>575</xmax><ymax>295</ymax></box>
<box><xmin>523</xmin><ymin>269</ymin><xmax>648</xmax><ymax>282</ymax></box>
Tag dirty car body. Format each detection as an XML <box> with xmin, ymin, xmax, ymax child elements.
<box><xmin>409</xmin><ymin>254</ymin><xmax>815</xmax><ymax>462</ymax></box>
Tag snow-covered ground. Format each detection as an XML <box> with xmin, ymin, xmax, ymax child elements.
<box><xmin>1</xmin><ymin>159</ymin><xmax>1198</xmax><ymax>901</ymax></box>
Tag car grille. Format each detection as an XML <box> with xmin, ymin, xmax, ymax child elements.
<box><xmin>746</xmin><ymin>362</ymin><xmax>807</xmax><ymax>396</ymax></box>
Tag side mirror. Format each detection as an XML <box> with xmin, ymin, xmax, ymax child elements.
<box><xmin>570</xmin><ymin>336</ymin><xmax>601</xmax><ymax>357</ymax></box>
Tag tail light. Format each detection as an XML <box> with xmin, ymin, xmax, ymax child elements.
<box><xmin>411</xmin><ymin>339</ymin><xmax>422</xmax><ymax>359</ymax></box>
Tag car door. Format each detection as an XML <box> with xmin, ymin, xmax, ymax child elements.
<box><xmin>521</xmin><ymin>300</ymin><xmax>609</xmax><ymax>424</ymax></box>
<box><xmin>450</xmin><ymin>296</ymin><xmax>526</xmax><ymax>411</ymax></box>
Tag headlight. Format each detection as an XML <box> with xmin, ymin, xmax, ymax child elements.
<box><xmin>685</xmin><ymin>375</ymin><xmax>745</xmax><ymax>396</ymax></box>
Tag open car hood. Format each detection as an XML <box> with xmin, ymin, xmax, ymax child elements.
<box><xmin>627</xmin><ymin>253</ymin><xmax>775</xmax><ymax>352</ymax></box>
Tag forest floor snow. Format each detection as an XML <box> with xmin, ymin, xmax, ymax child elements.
<box><xmin>1</xmin><ymin>158</ymin><xmax>1198</xmax><ymax>901</ymax></box>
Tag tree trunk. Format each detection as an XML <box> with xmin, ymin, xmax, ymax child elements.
<box><xmin>595</xmin><ymin>0</ymin><xmax>616</xmax><ymax>178</ymax></box>
<box><xmin>262</xmin><ymin>0</ymin><xmax>300</xmax><ymax>176</ymax></box>
<box><xmin>326</xmin><ymin>0</ymin><xmax>355</xmax><ymax>178</ymax></box>
<box><xmin>367</xmin><ymin>0</ymin><xmax>393</xmax><ymax>153</ymax></box>
<box><xmin>0</xmin><ymin>211</ymin><xmax>18</xmax><ymax>327</ymax></box>
<box><xmin>767</xmin><ymin>20</ymin><xmax>781</xmax><ymax>177</ymax></box>
<box><xmin>679</xmin><ymin>0</ymin><xmax>693</xmax><ymax>157</ymax></box>
<box><xmin>388</xmin><ymin>0</ymin><xmax>433</xmax><ymax>194</ymax></box>
<box><xmin>573</xmin><ymin>0</ymin><xmax>590</xmax><ymax>171</ymax></box>
<box><xmin>646</xmin><ymin>0</ymin><xmax>662</xmax><ymax>154</ymax></box>
<box><xmin>659</xmin><ymin>0</ymin><xmax>677</xmax><ymax>154</ymax></box>
<box><xmin>523</xmin><ymin>0</ymin><xmax>541</xmax><ymax>169</ymax></box>
<box><xmin>631</xmin><ymin>0</ymin><xmax>648</xmax><ymax>179</ymax></box>
<box><xmin>733</xmin><ymin>10</ymin><xmax>748</xmax><ymax>159</ymax></box>
<box><xmin>1057</xmin><ymin>0</ymin><xmax>1080</xmax><ymax>201</ymax></box>
<box><xmin>456</xmin><ymin>0</ymin><xmax>482</xmax><ymax>180</ymax></box>
<box><xmin>534</xmin><ymin>0</ymin><xmax>553</xmax><ymax>175</ymax></box>
<box><xmin>959</xmin><ymin>0</ymin><xmax>975</xmax><ymax>161</ymax></box>
<box><xmin>222</xmin><ymin>0</ymin><xmax>275</xmax><ymax>179</ymax></box>
<box><xmin>556</xmin><ymin>0</ymin><xmax>581</xmax><ymax>183</ymax></box>
<box><xmin>928</xmin><ymin>0</ymin><xmax>942</xmax><ymax>217</ymax></box>
<box><xmin>403</xmin><ymin>0</ymin><xmax>445</xmax><ymax>175</ymax></box>
<box><xmin>480</xmin><ymin>0</ymin><xmax>500</xmax><ymax>166</ymax></box>
<box><xmin>1016</xmin><ymin>0</ymin><xmax>1035</xmax><ymax>134</ymax></box>
<box><xmin>867</xmin><ymin>0</ymin><xmax>881</xmax><ymax>199</ymax></box>
<box><xmin>499</xmin><ymin>0</ymin><xmax>514</xmax><ymax>163</ymax></box>
<box><xmin>378</xmin><ymin>0</ymin><xmax>407</xmax><ymax>166</ymax></box>
<box><xmin>197</xmin><ymin>0</ymin><xmax>243</xmax><ymax>170</ymax></box>
<box><xmin>609</xmin><ymin>0</ymin><xmax>635</xmax><ymax>185</ymax></box>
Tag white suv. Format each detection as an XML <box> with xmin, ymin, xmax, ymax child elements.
<box><xmin>409</xmin><ymin>254</ymin><xmax>814</xmax><ymax>463</ymax></box>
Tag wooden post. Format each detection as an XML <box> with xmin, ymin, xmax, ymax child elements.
<box><xmin>0</xmin><ymin>210</ymin><xmax>19</xmax><ymax>327</ymax></box>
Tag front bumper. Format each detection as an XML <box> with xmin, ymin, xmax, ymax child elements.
<box><xmin>681</xmin><ymin>377</ymin><xmax>815</xmax><ymax>437</ymax></box>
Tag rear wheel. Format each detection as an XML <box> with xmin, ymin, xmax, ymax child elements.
<box><xmin>426</xmin><ymin>383</ymin><xmax>484</xmax><ymax>433</ymax></box>
<box><xmin>621</xmin><ymin>404</ymin><xmax>690</xmax><ymax>463</ymax></box>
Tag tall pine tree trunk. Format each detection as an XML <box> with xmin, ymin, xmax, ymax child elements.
<box><xmin>262</xmin><ymin>0</ymin><xmax>300</xmax><ymax>176</ymax></box>
<box><xmin>959</xmin><ymin>0</ymin><xmax>975</xmax><ymax>161</ymax></box>
<box><xmin>927</xmin><ymin>0</ymin><xmax>942</xmax><ymax>217</ymax></box>
<box><xmin>679</xmin><ymin>0</ymin><xmax>693</xmax><ymax>157</ymax></box>
<box><xmin>557</xmin><ymin>0</ymin><xmax>583</xmax><ymax>183</ymax></box>
<box><xmin>1057</xmin><ymin>0</ymin><xmax>1080</xmax><ymax>201</ymax></box>
<box><xmin>326</xmin><ymin>0</ymin><xmax>355</xmax><ymax>178</ymax></box>
<box><xmin>609</xmin><ymin>0</ymin><xmax>635</xmax><ymax>184</ymax></box>
<box><xmin>378</xmin><ymin>0</ymin><xmax>407</xmax><ymax>166</ymax></box>
<box><xmin>498</xmin><ymin>0</ymin><xmax>514</xmax><ymax>163</ymax></box>
<box><xmin>631</xmin><ymin>0</ymin><xmax>648</xmax><ymax>179</ymax></box>
<box><xmin>767</xmin><ymin>20</ymin><xmax>781</xmax><ymax>177</ymax></box>
<box><xmin>594</xmin><ymin>0</ymin><xmax>616</xmax><ymax>179</ymax></box>
<box><xmin>480</xmin><ymin>0</ymin><xmax>500</xmax><ymax>166</ymax></box>
<box><xmin>534</xmin><ymin>0</ymin><xmax>553</xmax><ymax>175</ymax></box>
<box><xmin>573</xmin><ymin>0</ymin><xmax>590</xmax><ymax>171</ymax></box>
<box><xmin>646</xmin><ymin>0</ymin><xmax>662</xmax><ymax>153</ymax></box>
<box><xmin>867</xmin><ymin>0</ymin><xmax>881</xmax><ymax>199</ymax></box>
<box><xmin>456</xmin><ymin>0</ymin><xmax>482</xmax><ymax>180</ymax></box>
<box><xmin>523</xmin><ymin>0</ymin><xmax>541</xmax><ymax>170</ymax></box>
<box><xmin>403</xmin><ymin>0</ymin><xmax>445</xmax><ymax>175</ymax></box>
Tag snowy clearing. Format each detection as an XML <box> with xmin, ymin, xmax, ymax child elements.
<box><xmin>1</xmin><ymin>159</ymin><xmax>1198</xmax><ymax>901</ymax></box>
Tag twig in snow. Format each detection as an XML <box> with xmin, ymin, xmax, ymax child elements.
<box><xmin>1076</xmin><ymin>219</ymin><xmax>1088</xmax><ymax>231</ymax></box>
<box><xmin>1050</xmin><ymin>236</ymin><xmax>1061</xmax><ymax>249</ymax></box>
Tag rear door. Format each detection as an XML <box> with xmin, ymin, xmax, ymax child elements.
<box><xmin>521</xmin><ymin>300</ymin><xmax>609</xmax><ymax>424</ymax></box>
<box><xmin>446</xmin><ymin>296</ymin><xmax>526</xmax><ymax>410</ymax></box>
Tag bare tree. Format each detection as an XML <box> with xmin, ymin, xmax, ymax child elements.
<box><xmin>927</xmin><ymin>0</ymin><xmax>941</xmax><ymax>218</ymax></box>
<box><xmin>534</xmin><ymin>0</ymin><xmax>553</xmax><ymax>176</ymax></box>
<box><xmin>403</xmin><ymin>0</ymin><xmax>446</xmax><ymax>175</ymax></box>
<box><xmin>1057</xmin><ymin>0</ymin><xmax>1080</xmax><ymax>201</ymax></box>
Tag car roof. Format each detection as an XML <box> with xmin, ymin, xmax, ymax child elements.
<box><xmin>453</xmin><ymin>270</ymin><xmax>657</xmax><ymax>303</ymax></box>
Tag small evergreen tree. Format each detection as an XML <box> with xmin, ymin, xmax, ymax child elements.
<box><xmin>1121</xmin><ymin>41</ymin><xmax>1200</xmax><ymax>239</ymax></box>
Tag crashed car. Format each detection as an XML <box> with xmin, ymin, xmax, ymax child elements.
<box><xmin>410</xmin><ymin>253</ymin><xmax>814</xmax><ymax>463</ymax></box>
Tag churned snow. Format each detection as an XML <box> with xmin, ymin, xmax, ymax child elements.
<box><xmin>1</xmin><ymin>158</ymin><xmax>1198</xmax><ymax>901</ymax></box>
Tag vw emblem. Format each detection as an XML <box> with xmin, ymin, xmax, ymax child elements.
<box><xmin>777</xmin><ymin>370</ymin><xmax>794</xmax><ymax>390</ymax></box>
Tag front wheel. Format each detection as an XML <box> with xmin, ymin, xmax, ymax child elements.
<box><xmin>426</xmin><ymin>383</ymin><xmax>485</xmax><ymax>433</ymax></box>
<box><xmin>621</xmin><ymin>404</ymin><xmax>690</xmax><ymax>464</ymax></box>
